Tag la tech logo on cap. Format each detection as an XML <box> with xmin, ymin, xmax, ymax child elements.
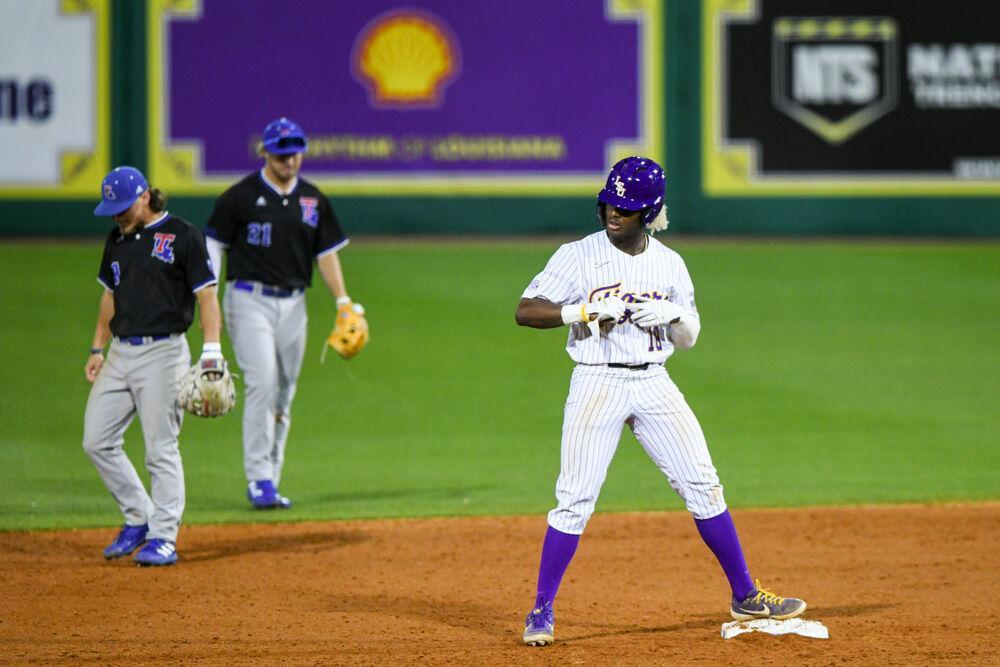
<box><xmin>771</xmin><ymin>17</ymin><xmax>899</xmax><ymax>145</ymax></box>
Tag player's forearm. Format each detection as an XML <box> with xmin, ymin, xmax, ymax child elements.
<box><xmin>668</xmin><ymin>313</ymin><xmax>701</xmax><ymax>350</ymax></box>
<box><xmin>317</xmin><ymin>252</ymin><xmax>348</xmax><ymax>301</ymax></box>
<box><xmin>515</xmin><ymin>298</ymin><xmax>568</xmax><ymax>329</ymax></box>
<box><xmin>91</xmin><ymin>291</ymin><xmax>114</xmax><ymax>349</ymax></box>
<box><xmin>195</xmin><ymin>286</ymin><xmax>222</xmax><ymax>343</ymax></box>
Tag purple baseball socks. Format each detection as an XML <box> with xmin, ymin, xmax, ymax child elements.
<box><xmin>533</xmin><ymin>525</ymin><xmax>580</xmax><ymax>607</ymax></box>
<box><xmin>532</xmin><ymin>511</ymin><xmax>754</xmax><ymax>608</ymax></box>
<box><xmin>695</xmin><ymin>509</ymin><xmax>755</xmax><ymax>600</ymax></box>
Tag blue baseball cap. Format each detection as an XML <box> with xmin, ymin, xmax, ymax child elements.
<box><xmin>94</xmin><ymin>166</ymin><xmax>148</xmax><ymax>216</ymax></box>
<box><xmin>262</xmin><ymin>117</ymin><xmax>307</xmax><ymax>155</ymax></box>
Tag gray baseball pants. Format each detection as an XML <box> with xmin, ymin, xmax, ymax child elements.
<box><xmin>224</xmin><ymin>284</ymin><xmax>307</xmax><ymax>485</ymax></box>
<box><xmin>82</xmin><ymin>335</ymin><xmax>189</xmax><ymax>542</ymax></box>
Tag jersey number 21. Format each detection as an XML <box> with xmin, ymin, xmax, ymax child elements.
<box><xmin>247</xmin><ymin>222</ymin><xmax>272</xmax><ymax>247</ymax></box>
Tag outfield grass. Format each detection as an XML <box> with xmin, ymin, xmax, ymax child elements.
<box><xmin>1</xmin><ymin>239</ymin><xmax>997</xmax><ymax>530</ymax></box>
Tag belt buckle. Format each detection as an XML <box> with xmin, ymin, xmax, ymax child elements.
<box><xmin>608</xmin><ymin>362</ymin><xmax>649</xmax><ymax>371</ymax></box>
<box><xmin>119</xmin><ymin>335</ymin><xmax>168</xmax><ymax>345</ymax></box>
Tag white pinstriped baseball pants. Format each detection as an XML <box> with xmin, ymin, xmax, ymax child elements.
<box><xmin>547</xmin><ymin>364</ymin><xmax>728</xmax><ymax>535</ymax></box>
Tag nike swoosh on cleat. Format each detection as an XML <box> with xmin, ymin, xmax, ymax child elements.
<box><xmin>739</xmin><ymin>603</ymin><xmax>770</xmax><ymax>616</ymax></box>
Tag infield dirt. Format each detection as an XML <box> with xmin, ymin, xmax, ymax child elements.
<box><xmin>2</xmin><ymin>503</ymin><xmax>997</xmax><ymax>665</ymax></box>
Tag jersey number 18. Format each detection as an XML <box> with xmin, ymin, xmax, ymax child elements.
<box><xmin>648</xmin><ymin>329</ymin><xmax>663</xmax><ymax>352</ymax></box>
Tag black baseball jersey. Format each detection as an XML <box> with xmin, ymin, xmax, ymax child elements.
<box><xmin>205</xmin><ymin>170</ymin><xmax>348</xmax><ymax>290</ymax></box>
<box><xmin>97</xmin><ymin>213</ymin><xmax>217</xmax><ymax>337</ymax></box>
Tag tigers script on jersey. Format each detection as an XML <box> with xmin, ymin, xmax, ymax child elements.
<box><xmin>522</xmin><ymin>231</ymin><xmax>698</xmax><ymax>365</ymax></box>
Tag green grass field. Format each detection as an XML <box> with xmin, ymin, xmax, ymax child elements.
<box><xmin>1</xmin><ymin>239</ymin><xmax>997</xmax><ymax>531</ymax></box>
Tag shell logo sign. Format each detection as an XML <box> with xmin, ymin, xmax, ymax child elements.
<box><xmin>351</xmin><ymin>10</ymin><xmax>461</xmax><ymax>109</ymax></box>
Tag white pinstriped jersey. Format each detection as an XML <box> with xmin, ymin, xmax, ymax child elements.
<box><xmin>522</xmin><ymin>231</ymin><xmax>698</xmax><ymax>365</ymax></box>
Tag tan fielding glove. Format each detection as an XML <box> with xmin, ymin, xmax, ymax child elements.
<box><xmin>178</xmin><ymin>357</ymin><xmax>236</xmax><ymax>417</ymax></box>
<box><xmin>322</xmin><ymin>301</ymin><xmax>369</xmax><ymax>362</ymax></box>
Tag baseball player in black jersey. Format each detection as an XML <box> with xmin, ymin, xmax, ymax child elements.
<box><xmin>84</xmin><ymin>166</ymin><xmax>223</xmax><ymax>566</ymax></box>
<box><xmin>204</xmin><ymin>117</ymin><xmax>360</xmax><ymax>509</ymax></box>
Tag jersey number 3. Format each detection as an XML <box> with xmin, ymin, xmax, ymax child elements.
<box><xmin>247</xmin><ymin>222</ymin><xmax>272</xmax><ymax>247</ymax></box>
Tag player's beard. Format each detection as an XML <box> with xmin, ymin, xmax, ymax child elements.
<box><xmin>113</xmin><ymin>198</ymin><xmax>150</xmax><ymax>234</ymax></box>
<box><xmin>265</xmin><ymin>154</ymin><xmax>302</xmax><ymax>187</ymax></box>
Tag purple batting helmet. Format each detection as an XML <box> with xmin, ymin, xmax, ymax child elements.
<box><xmin>596</xmin><ymin>156</ymin><xmax>665</xmax><ymax>226</ymax></box>
<box><xmin>262</xmin><ymin>117</ymin><xmax>307</xmax><ymax>155</ymax></box>
<box><xmin>94</xmin><ymin>166</ymin><xmax>148</xmax><ymax>217</ymax></box>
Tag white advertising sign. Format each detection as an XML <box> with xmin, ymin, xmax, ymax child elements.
<box><xmin>0</xmin><ymin>0</ymin><xmax>109</xmax><ymax>197</ymax></box>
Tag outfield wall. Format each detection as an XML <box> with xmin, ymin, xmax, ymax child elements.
<box><xmin>1</xmin><ymin>0</ymin><xmax>998</xmax><ymax>236</ymax></box>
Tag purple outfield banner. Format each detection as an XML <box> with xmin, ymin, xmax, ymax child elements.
<box><xmin>149</xmin><ymin>0</ymin><xmax>663</xmax><ymax>195</ymax></box>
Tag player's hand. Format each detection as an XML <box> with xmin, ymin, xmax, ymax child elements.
<box><xmin>585</xmin><ymin>297</ymin><xmax>628</xmax><ymax>323</ymax></box>
<box><xmin>85</xmin><ymin>353</ymin><xmax>104</xmax><ymax>383</ymax></box>
<box><xmin>631</xmin><ymin>298</ymin><xmax>687</xmax><ymax>328</ymax></box>
<box><xmin>322</xmin><ymin>301</ymin><xmax>369</xmax><ymax>362</ymax></box>
<box><xmin>199</xmin><ymin>343</ymin><xmax>225</xmax><ymax>380</ymax></box>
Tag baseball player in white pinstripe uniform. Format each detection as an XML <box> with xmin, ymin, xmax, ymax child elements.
<box><xmin>517</xmin><ymin>157</ymin><xmax>806</xmax><ymax>646</ymax></box>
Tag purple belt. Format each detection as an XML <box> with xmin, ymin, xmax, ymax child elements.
<box><xmin>115</xmin><ymin>335</ymin><xmax>171</xmax><ymax>346</ymax></box>
<box><xmin>233</xmin><ymin>280</ymin><xmax>302</xmax><ymax>298</ymax></box>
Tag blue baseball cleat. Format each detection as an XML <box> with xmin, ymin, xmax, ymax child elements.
<box><xmin>134</xmin><ymin>539</ymin><xmax>177</xmax><ymax>566</ymax></box>
<box><xmin>247</xmin><ymin>480</ymin><xmax>292</xmax><ymax>509</ymax></box>
<box><xmin>731</xmin><ymin>580</ymin><xmax>807</xmax><ymax>620</ymax></box>
<box><xmin>523</xmin><ymin>599</ymin><xmax>555</xmax><ymax>646</ymax></box>
<box><xmin>103</xmin><ymin>523</ymin><xmax>148</xmax><ymax>560</ymax></box>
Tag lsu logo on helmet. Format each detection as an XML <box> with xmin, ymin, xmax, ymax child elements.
<box><xmin>614</xmin><ymin>176</ymin><xmax>626</xmax><ymax>197</ymax></box>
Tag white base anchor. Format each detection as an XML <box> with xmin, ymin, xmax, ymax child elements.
<box><xmin>721</xmin><ymin>618</ymin><xmax>829</xmax><ymax>640</ymax></box>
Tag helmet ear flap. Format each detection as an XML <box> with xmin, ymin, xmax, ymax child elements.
<box><xmin>646</xmin><ymin>206</ymin><xmax>669</xmax><ymax>234</ymax></box>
